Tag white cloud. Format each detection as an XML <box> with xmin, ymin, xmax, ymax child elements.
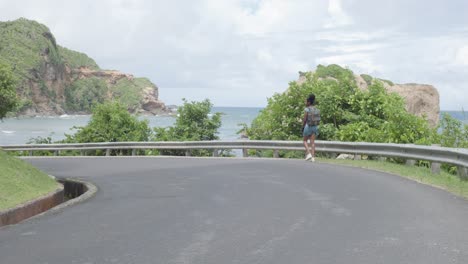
<box><xmin>455</xmin><ymin>45</ymin><xmax>468</xmax><ymax>66</ymax></box>
<box><xmin>1</xmin><ymin>0</ymin><xmax>468</xmax><ymax>109</ymax></box>
<box><xmin>324</xmin><ymin>0</ymin><xmax>353</xmax><ymax>28</ymax></box>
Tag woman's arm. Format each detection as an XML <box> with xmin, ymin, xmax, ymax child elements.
<box><xmin>302</xmin><ymin>111</ymin><xmax>308</xmax><ymax>129</ymax></box>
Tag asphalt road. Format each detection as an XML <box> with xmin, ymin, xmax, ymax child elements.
<box><xmin>1</xmin><ymin>157</ymin><xmax>468</xmax><ymax>264</ymax></box>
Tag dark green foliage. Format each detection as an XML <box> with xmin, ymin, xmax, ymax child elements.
<box><xmin>0</xmin><ymin>63</ymin><xmax>18</xmax><ymax>118</ymax></box>
<box><xmin>248</xmin><ymin>64</ymin><xmax>433</xmax><ymax>145</ymax></box>
<box><xmin>153</xmin><ymin>99</ymin><xmax>222</xmax><ymax>156</ymax></box>
<box><xmin>65</xmin><ymin>77</ymin><xmax>108</xmax><ymax>112</ymax></box>
<box><xmin>65</xmin><ymin>102</ymin><xmax>151</xmax><ymax>155</ymax></box>
<box><xmin>58</xmin><ymin>46</ymin><xmax>100</xmax><ymax>70</ymax></box>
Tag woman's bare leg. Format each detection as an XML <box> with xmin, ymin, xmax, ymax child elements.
<box><xmin>303</xmin><ymin>136</ymin><xmax>311</xmax><ymax>156</ymax></box>
<box><xmin>310</xmin><ymin>134</ymin><xmax>316</xmax><ymax>157</ymax></box>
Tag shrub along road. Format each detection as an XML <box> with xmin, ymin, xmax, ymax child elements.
<box><xmin>1</xmin><ymin>157</ymin><xmax>468</xmax><ymax>263</ymax></box>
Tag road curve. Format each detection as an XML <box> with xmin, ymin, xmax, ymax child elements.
<box><xmin>1</xmin><ymin>157</ymin><xmax>468</xmax><ymax>264</ymax></box>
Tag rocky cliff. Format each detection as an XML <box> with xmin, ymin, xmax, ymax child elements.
<box><xmin>297</xmin><ymin>69</ymin><xmax>440</xmax><ymax>127</ymax></box>
<box><xmin>0</xmin><ymin>18</ymin><xmax>168</xmax><ymax>116</ymax></box>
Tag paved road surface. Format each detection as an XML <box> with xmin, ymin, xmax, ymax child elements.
<box><xmin>1</xmin><ymin>157</ymin><xmax>468</xmax><ymax>264</ymax></box>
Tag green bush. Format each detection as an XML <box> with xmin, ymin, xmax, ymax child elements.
<box><xmin>152</xmin><ymin>99</ymin><xmax>222</xmax><ymax>156</ymax></box>
<box><xmin>64</xmin><ymin>102</ymin><xmax>151</xmax><ymax>155</ymax></box>
<box><xmin>438</xmin><ymin>113</ymin><xmax>468</xmax><ymax>148</ymax></box>
<box><xmin>247</xmin><ymin>64</ymin><xmax>433</xmax><ymax>145</ymax></box>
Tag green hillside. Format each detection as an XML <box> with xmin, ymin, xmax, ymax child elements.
<box><xmin>58</xmin><ymin>46</ymin><xmax>100</xmax><ymax>70</ymax></box>
<box><xmin>0</xmin><ymin>18</ymin><xmax>164</xmax><ymax>116</ymax></box>
<box><xmin>0</xmin><ymin>18</ymin><xmax>61</xmax><ymax>83</ymax></box>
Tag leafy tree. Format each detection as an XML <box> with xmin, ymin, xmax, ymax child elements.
<box><xmin>248</xmin><ymin>64</ymin><xmax>433</xmax><ymax>146</ymax></box>
<box><xmin>153</xmin><ymin>99</ymin><xmax>222</xmax><ymax>156</ymax></box>
<box><xmin>0</xmin><ymin>63</ymin><xmax>18</xmax><ymax>119</ymax></box>
<box><xmin>64</xmin><ymin>102</ymin><xmax>150</xmax><ymax>155</ymax></box>
<box><xmin>438</xmin><ymin>113</ymin><xmax>468</xmax><ymax>148</ymax></box>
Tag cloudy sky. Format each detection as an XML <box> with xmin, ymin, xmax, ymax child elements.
<box><xmin>1</xmin><ymin>0</ymin><xmax>467</xmax><ymax>109</ymax></box>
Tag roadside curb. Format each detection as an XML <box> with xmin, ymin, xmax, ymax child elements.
<box><xmin>0</xmin><ymin>185</ymin><xmax>64</xmax><ymax>227</ymax></box>
<box><xmin>0</xmin><ymin>177</ymin><xmax>97</xmax><ymax>228</ymax></box>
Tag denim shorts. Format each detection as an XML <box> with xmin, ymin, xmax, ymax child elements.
<box><xmin>303</xmin><ymin>125</ymin><xmax>319</xmax><ymax>137</ymax></box>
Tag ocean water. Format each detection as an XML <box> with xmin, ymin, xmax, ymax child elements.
<box><xmin>0</xmin><ymin>108</ymin><xmax>465</xmax><ymax>146</ymax></box>
<box><xmin>0</xmin><ymin>107</ymin><xmax>262</xmax><ymax>145</ymax></box>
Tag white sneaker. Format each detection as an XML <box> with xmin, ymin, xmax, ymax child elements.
<box><xmin>311</xmin><ymin>157</ymin><xmax>315</xmax><ymax>162</ymax></box>
<box><xmin>305</xmin><ymin>153</ymin><xmax>312</xmax><ymax>161</ymax></box>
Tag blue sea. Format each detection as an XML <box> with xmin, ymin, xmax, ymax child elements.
<box><xmin>0</xmin><ymin>107</ymin><xmax>262</xmax><ymax>145</ymax></box>
<box><xmin>0</xmin><ymin>108</ymin><xmax>466</xmax><ymax>146</ymax></box>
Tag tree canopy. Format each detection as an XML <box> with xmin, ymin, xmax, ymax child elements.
<box><xmin>152</xmin><ymin>98</ymin><xmax>222</xmax><ymax>156</ymax></box>
<box><xmin>248</xmin><ymin>64</ymin><xmax>433</xmax><ymax>144</ymax></box>
<box><xmin>65</xmin><ymin>101</ymin><xmax>151</xmax><ymax>144</ymax></box>
<box><xmin>0</xmin><ymin>63</ymin><xmax>18</xmax><ymax>119</ymax></box>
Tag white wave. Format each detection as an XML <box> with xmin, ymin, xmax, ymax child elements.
<box><xmin>1</xmin><ymin>130</ymin><xmax>15</xmax><ymax>134</ymax></box>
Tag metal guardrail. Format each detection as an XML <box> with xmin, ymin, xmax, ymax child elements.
<box><xmin>1</xmin><ymin>140</ymin><xmax>467</xmax><ymax>178</ymax></box>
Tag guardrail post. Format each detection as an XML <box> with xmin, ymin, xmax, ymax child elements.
<box><xmin>29</xmin><ymin>150</ymin><xmax>33</xmax><ymax>156</ymax></box>
<box><xmin>212</xmin><ymin>149</ymin><xmax>219</xmax><ymax>157</ymax></box>
<box><xmin>329</xmin><ymin>153</ymin><xmax>337</xmax><ymax>159</ymax></box>
<box><xmin>273</xmin><ymin>150</ymin><xmax>279</xmax><ymax>158</ymax></box>
<box><xmin>132</xmin><ymin>149</ymin><xmax>137</xmax><ymax>156</ymax></box>
<box><xmin>185</xmin><ymin>150</ymin><xmax>191</xmax><ymax>156</ymax></box>
<box><xmin>80</xmin><ymin>150</ymin><xmax>85</xmax><ymax>156</ymax></box>
<box><xmin>458</xmin><ymin>166</ymin><xmax>468</xmax><ymax>180</ymax></box>
<box><xmin>242</xmin><ymin>149</ymin><xmax>248</xmax><ymax>158</ymax></box>
<box><xmin>54</xmin><ymin>150</ymin><xmax>60</xmax><ymax>156</ymax></box>
<box><xmin>354</xmin><ymin>154</ymin><xmax>361</xmax><ymax>160</ymax></box>
<box><xmin>106</xmin><ymin>149</ymin><xmax>111</xmax><ymax>156</ymax></box>
<box><xmin>431</xmin><ymin>144</ymin><xmax>441</xmax><ymax>174</ymax></box>
<box><xmin>431</xmin><ymin>162</ymin><xmax>441</xmax><ymax>174</ymax></box>
<box><xmin>406</xmin><ymin>159</ymin><xmax>416</xmax><ymax>166</ymax></box>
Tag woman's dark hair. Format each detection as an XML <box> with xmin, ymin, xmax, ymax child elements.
<box><xmin>307</xmin><ymin>94</ymin><xmax>315</xmax><ymax>105</ymax></box>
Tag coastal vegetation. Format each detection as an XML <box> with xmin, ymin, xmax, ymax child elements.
<box><xmin>22</xmin><ymin>99</ymin><xmax>220</xmax><ymax>156</ymax></box>
<box><xmin>0</xmin><ymin>18</ymin><xmax>166</xmax><ymax>116</ymax></box>
<box><xmin>0</xmin><ymin>63</ymin><xmax>18</xmax><ymax>119</ymax></box>
<box><xmin>62</xmin><ymin>102</ymin><xmax>151</xmax><ymax>155</ymax></box>
<box><xmin>152</xmin><ymin>99</ymin><xmax>222</xmax><ymax>156</ymax></box>
<box><xmin>64</xmin><ymin>77</ymin><xmax>107</xmax><ymax>112</ymax></box>
<box><xmin>247</xmin><ymin>64</ymin><xmax>432</xmax><ymax>144</ymax></box>
<box><xmin>245</xmin><ymin>64</ymin><xmax>468</xmax><ymax>175</ymax></box>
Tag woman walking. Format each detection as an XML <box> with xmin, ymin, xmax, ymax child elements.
<box><xmin>302</xmin><ymin>94</ymin><xmax>320</xmax><ymax>162</ymax></box>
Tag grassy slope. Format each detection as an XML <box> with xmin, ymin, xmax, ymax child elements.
<box><xmin>319</xmin><ymin>158</ymin><xmax>468</xmax><ymax>199</ymax></box>
<box><xmin>58</xmin><ymin>46</ymin><xmax>100</xmax><ymax>70</ymax></box>
<box><xmin>0</xmin><ymin>150</ymin><xmax>60</xmax><ymax>211</ymax></box>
